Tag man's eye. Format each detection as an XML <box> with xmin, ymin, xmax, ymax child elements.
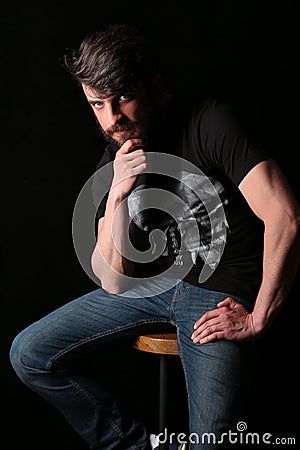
<box><xmin>119</xmin><ymin>94</ymin><xmax>132</xmax><ymax>102</ymax></box>
<box><xmin>93</xmin><ymin>101</ymin><xmax>103</xmax><ymax>109</ymax></box>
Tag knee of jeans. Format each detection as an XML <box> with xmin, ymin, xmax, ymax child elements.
<box><xmin>9</xmin><ymin>327</ymin><xmax>45</xmax><ymax>384</ymax></box>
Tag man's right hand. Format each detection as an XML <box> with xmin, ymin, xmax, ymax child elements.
<box><xmin>111</xmin><ymin>139</ymin><xmax>147</xmax><ymax>199</ymax></box>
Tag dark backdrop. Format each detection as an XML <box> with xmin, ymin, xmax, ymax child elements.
<box><xmin>2</xmin><ymin>1</ymin><xmax>299</xmax><ymax>449</ymax></box>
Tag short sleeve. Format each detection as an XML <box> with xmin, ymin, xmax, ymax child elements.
<box><xmin>199</xmin><ymin>99</ymin><xmax>271</xmax><ymax>185</ymax></box>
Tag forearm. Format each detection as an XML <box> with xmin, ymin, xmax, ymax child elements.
<box><xmin>91</xmin><ymin>189</ymin><xmax>134</xmax><ymax>293</ymax></box>
<box><xmin>90</xmin><ymin>140</ymin><xmax>147</xmax><ymax>293</ymax></box>
<box><xmin>252</xmin><ymin>214</ymin><xmax>300</xmax><ymax>333</ymax></box>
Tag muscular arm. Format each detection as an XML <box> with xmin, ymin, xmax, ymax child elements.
<box><xmin>239</xmin><ymin>159</ymin><xmax>300</xmax><ymax>331</ymax></box>
<box><xmin>91</xmin><ymin>190</ymin><xmax>132</xmax><ymax>294</ymax></box>
<box><xmin>192</xmin><ymin>159</ymin><xmax>300</xmax><ymax>343</ymax></box>
<box><xmin>91</xmin><ymin>139</ymin><xmax>147</xmax><ymax>294</ymax></box>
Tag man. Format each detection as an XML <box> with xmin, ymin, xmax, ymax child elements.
<box><xmin>10</xmin><ymin>23</ymin><xmax>300</xmax><ymax>449</ymax></box>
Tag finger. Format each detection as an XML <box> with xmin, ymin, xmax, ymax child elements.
<box><xmin>217</xmin><ymin>297</ymin><xmax>235</xmax><ymax>308</ymax></box>
<box><xmin>195</xmin><ymin>331</ymin><xmax>224</xmax><ymax>344</ymax></box>
<box><xmin>192</xmin><ymin>320</ymin><xmax>225</xmax><ymax>343</ymax></box>
<box><xmin>193</xmin><ymin>308</ymin><xmax>219</xmax><ymax>329</ymax></box>
<box><xmin>116</xmin><ymin>155</ymin><xmax>147</xmax><ymax>174</ymax></box>
<box><xmin>127</xmin><ymin>153</ymin><xmax>146</xmax><ymax>167</ymax></box>
<box><xmin>193</xmin><ymin>299</ymin><xmax>235</xmax><ymax>330</ymax></box>
<box><xmin>127</xmin><ymin>149</ymin><xmax>145</xmax><ymax>158</ymax></box>
<box><xmin>130</xmin><ymin>162</ymin><xmax>147</xmax><ymax>176</ymax></box>
<box><xmin>131</xmin><ymin>155</ymin><xmax>147</xmax><ymax>168</ymax></box>
<box><xmin>117</xmin><ymin>139</ymin><xmax>144</xmax><ymax>156</ymax></box>
<box><xmin>115</xmin><ymin>150</ymin><xmax>145</xmax><ymax>167</ymax></box>
<box><xmin>113</xmin><ymin>153</ymin><xmax>146</xmax><ymax>175</ymax></box>
<box><xmin>192</xmin><ymin>310</ymin><xmax>226</xmax><ymax>334</ymax></box>
<box><xmin>192</xmin><ymin>319</ymin><xmax>218</xmax><ymax>342</ymax></box>
<box><xmin>192</xmin><ymin>305</ymin><xmax>238</xmax><ymax>338</ymax></box>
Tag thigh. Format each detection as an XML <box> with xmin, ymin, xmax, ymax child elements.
<box><xmin>173</xmin><ymin>283</ymin><xmax>254</xmax><ymax>446</ymax></box>
<box><xmin>13</xmin><ymin>280</ymin><xmax>177</xmax><ymax>370</ymax></box>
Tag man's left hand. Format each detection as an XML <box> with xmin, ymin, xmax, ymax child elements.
<box><xmin>191</xmin><ymin>297</ymin><xmax>256</xmax><ymax>343</ymax></box>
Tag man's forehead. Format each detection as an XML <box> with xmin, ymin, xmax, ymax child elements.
<box><xmin>81</xmin><ymin>82</ymin><xmax>145</xmax><ymax>101</ymax></box>
<box><xmin>82</xmin><ymin>84</ymin><xmax>108</xmax><ymax>100</ymax></box>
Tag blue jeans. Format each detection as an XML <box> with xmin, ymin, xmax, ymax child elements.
<box><xmin>9</xmin><ymin>278</ymin><xmax>254</xmax><ymax>449</ymax></box>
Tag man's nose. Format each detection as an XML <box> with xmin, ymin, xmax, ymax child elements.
<box><xmin>105</xmin><ymin>103</ymin><xmax>122</xmax><ymax>126</ymax></box>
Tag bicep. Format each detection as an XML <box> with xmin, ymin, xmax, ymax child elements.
<box><xmin>238</xmin><ymin>159</ymin><xmax>300</xmax><ymax>222</ymax></box>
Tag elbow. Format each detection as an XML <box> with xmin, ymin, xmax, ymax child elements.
<box><xmin>91</xmin><ymin>266</ymin><xmax>125</xmax><ymax>295</ymax></box>
<box><xmin>101</xmin><ymin>284</ymin><xmax>125</xmax><ymax>295</ymax></box>
<box><xmin>285</xmin><ymin>209</ymin><xmax>300</xmax><ymax>254</ymax></box>
<box><xmin>294</xmin><ymin>216</ymin><xmax>300</xmax><ymax>247</ymax></box>
<box><xmin>274</xmin><ymin>205</ymin><xmax>300</xmax><ymax>239</ymax></box>
<box><xmin>91</xmin><ymin>268</ymin><xmax>126</xmax><ymax>295</ymax></box>
<box><xmin>91</xmin><ymin>248</ymin><xmax>133</xmax><ymax>295</ymax></box>
<box><xmin>99</xmin><ymin>269</ymin><xmax>135</xmax><ymax>295</ymax></box>
<box><xmin>291</xmin><ymin>208</ymin><xmax>300</xmax><ymax>240</ymax></box>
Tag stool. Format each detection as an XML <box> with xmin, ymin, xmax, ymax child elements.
<box><xmin>133</xmin><ymin>333</ymin><xmax>182</xmax><ymax>450</ymax></box>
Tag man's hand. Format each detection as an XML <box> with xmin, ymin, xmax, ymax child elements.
<box><xmin>111</xmin><ymin>138</ymin><xmax>147</xmax><ymax>198</ymax></box>
<box><xmin>191</xmin><ymin>297</ymin><xmax>257</xmax><ymax>344</ymax></box>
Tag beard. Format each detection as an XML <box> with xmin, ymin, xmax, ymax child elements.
<box><xmin>103</xmin><ymin>118</ymin><xmax>148</xmax><ymax>146</ymax></box>
<box><xmin>95</xmin><ymin>105</ymin><xmax>159</xmax><ymax>148</ymax></box>
<box><xmin>93</xmin><ymin>115</ymin><xmax>148</xmax><ymax>147</ymax></box>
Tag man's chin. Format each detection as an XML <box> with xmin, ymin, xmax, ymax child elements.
<box><xmin>106</xmin><ymin>132</ymin><xmax>142</xmax><ymax>146</ymax></box>
<box><xmin>103</xmin><ymin>133</ymin><xmax>120</xmax><ymax>146</ymax></box>
<box><xmin>114</xmin><ymin>133</ymin><xmax>132</xmax><ymax>145</ymax></box>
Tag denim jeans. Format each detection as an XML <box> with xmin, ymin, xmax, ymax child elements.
<box><xmin>10</xmin><ymin>278</ymin><xmax>254</xmax><ymax>449</ymax></box>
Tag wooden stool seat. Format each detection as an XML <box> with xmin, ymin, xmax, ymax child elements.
<box><xmin>133</xmin><ymin>333</ymin><xmax>179</xmax><ymax>355</ymax></box>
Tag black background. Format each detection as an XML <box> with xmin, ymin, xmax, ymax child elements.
<box><xmin>2</xmin><ymin>1</ymin><xmax>299</xmax><ymax>449</ymax></box>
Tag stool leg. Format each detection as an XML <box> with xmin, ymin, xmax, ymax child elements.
<box><xmin>159</xmin><ymin>354</ymin><xmax>168</xmax><ymax>450</ymax></box>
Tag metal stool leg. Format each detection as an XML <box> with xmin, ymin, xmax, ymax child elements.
<box><xmin>159</xmin><ymin>354</ymin><xmax>168</xmax><ymax>450</ymax></box>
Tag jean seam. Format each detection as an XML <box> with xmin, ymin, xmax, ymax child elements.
<box><xmin>169</xmin><ymin>280</ymin><xmax>182</xmax><ymax>321</ymax></box>
<box><xmin>176</xmin><ymin>331</ymin><xmax>192</xmax><ymax>433</ymax></box>
<box><xmin>68</xmin><ymin>376</ymin><xmax>126</xmax><ymax>441</ymax></box>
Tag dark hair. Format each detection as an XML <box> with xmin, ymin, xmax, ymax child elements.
<box><xmin>63</xmin><ymin>23</ymin><xmax>159</xmax><ymax>97</ymax></box>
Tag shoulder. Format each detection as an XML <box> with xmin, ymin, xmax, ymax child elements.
<box><xmin>172</xmin><ymin>95</ymin><xmax>241</xmax><ymax>135</ymax></box>
<box><xmin>168</xmin><ymin>93</ymin><xmax>217</xmax><ymax>117</ymax></box>
<box><xmin>195</xmin><ymin>97</ymin><xmax>243</xmax><ymax>130</ymax></box>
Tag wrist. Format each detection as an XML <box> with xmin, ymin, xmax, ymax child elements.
<box><xmin>251</xmin><ymin>311</ymin><xmax>268</xmax><ymax>335</ymax></box>
<box><xmin>108</xmin><ymin>186</ymin><xmax>127</xmax><ymax>205</ymax></box>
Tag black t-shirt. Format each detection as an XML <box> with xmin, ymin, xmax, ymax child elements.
<box><xmin>91</xmin><ymin>95</ymin><xmax>271</xmax><ymax>304</ymax></box>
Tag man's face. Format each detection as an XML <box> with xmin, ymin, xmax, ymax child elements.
<box><xmin>82</xmin><ymin>82</ymin><xmax>156</xmax><ymax>146</ymax></box>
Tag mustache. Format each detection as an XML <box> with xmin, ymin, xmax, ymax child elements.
<box><xmin>106</xmin><ymin>120</ymin><xmax>137</xmax><ymax>135</ymax></box>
